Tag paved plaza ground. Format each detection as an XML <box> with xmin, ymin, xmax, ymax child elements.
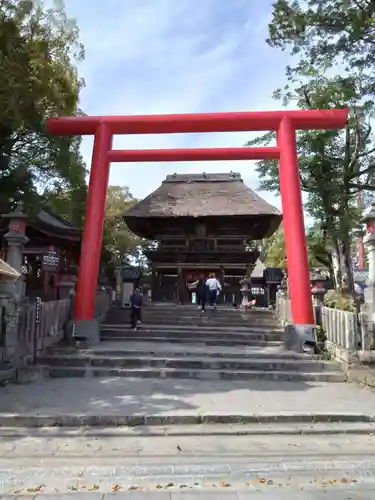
<box><xmin>1</xmin><ymin>341</ymin><xmax>375</xmax><ymax>497</ymax></box>
<box><xmin>0</xmin><ymin>429</ymin><xmax>374</xmax><ymax>496</ymax></box>
<box><xmin>1</xmin><ymin>376</ymin><xmax>375</xmax><ymax>419</ymax></box>
<box><xmin>1</xmin><ymin>491</ymin><xmax>375</xmax><ymax>499</ymax></box>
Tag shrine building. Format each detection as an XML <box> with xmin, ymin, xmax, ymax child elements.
<box><xmin>124</xmin><ymin>172</ymin><xmax>282</xmax><ymax>304</ymax></box>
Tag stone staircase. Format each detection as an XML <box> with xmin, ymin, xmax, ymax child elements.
<box><xmin>35</xmin><ymin>304</ymin><xmax>345</xmax><ymax>382</ymax></box>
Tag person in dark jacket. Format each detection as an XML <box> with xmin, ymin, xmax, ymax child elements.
<box><xmin>130</xmin><ymin>288</ymin><xmax>142</xmax><ymax>330</ymax></box>
<box><xmin>196</xmin><ymin>274</ymin><xmax>207</xmax><ymax>312</ymax></box>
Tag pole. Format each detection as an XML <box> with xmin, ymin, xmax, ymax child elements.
<box><xmin>278</xmin><ymin>117</ymin><xmax>314</xmax><ymax>325</ymax></box>
<box><xmin>74</xmin><ymin>123</ymin><xmax>112</xmax><ymax>321</ymax></box>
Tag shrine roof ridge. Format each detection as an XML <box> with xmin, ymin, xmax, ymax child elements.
<box><xmin>164</xmin><ymin>172</ymin><xmax>242</xmax><ymax>183</ymax></box>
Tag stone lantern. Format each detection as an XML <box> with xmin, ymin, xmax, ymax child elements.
<box><xmin>278</xmin><ymin>268</ymin><xmax>289</xmax><ymax>297</ymax></box>
<box><xmin>310</xmin><ymin>269</ymin><xmax>328</xmax><ymax>325</ymax></box>
<box><xmin>1</xmin><ymin>202</ymin><xmax>29</xmax><ymax>301</ymax></box>
<box><xmin>311</xmin><ymin>269</ymin><xmax>328</xmax><ymax>305</ymax></box>
<box><xmin>239</xmin><ymin>275</ymin><xmax>252</xmax><ymax>308</ymax></box>
<box><xmin>2</xmin><ymin>201</ymin><xmax>29</xmax><ymax>273</ymax></box>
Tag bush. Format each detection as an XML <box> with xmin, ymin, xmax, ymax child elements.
<box><xmin>315</xmin><ymin>325</ymin><xmax>327</xmax><ymax>343</ymax></box>
<box><xmin>323</xmin><ymin>290</ymin><xmax>356</xmax><ymax>312</ymax></box>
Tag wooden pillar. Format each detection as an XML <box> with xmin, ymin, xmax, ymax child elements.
<box><xmin>177</xmin><ymin>263</ymin><xmax>184</xmax><ymax>305</ymax></box>
<box><xmin>219</xmin><ymin>265</ymin><xmax>225</xmax><ymax>303</ymax></box>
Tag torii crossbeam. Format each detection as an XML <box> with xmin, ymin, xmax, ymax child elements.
<box><xmin>47</xmin><ymin>108</ymin><xmax>348</xmax><ymax>341</ymax></box>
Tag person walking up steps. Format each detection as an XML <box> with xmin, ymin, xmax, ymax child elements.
<box><xmin>188</xmin><ymin>274</ymin><xmax>207</xmax><ymax>312</ymax></box>
<box><xmin>196</xmin><ymin>273</ymin><xmax>208</xmax><ymax>312</ymax></box>
<box><xmin>206</xmin><ymin>272</ymin><xmax>222</xmax><ymax>310</ymax></box>
<box><xmin>130</xmin><ymin>287</ymin><xmax>143</xmax><ymax>331</ymax></box>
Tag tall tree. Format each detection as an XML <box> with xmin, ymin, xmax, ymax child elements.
<box><xmin>251</xmin><ymin>0</ymin><xmax>375</xmax><ymax>292</ymax></box>
<box><xmin>250</xmin><ymin>75</ymin><xmax>375</xmax><ymax>291</ymax></box>
<box><xmin>268</xmin><ymin>0</ymin><xmax>375</xmax><ymax>99</ymax></box>
<box><xmin>0</xmin><ymin>0</ymin><xmax>86</xmax><ymax>210</ymax></box>
<box><xmin>263</xmin><ymin>224</ymin><xmax>332</xmax><ymax>272</ymax></box>
<box><xmin>100</xmin><ymin>186</ymin><xmax>141</xmax><ymax>279</ymax></box>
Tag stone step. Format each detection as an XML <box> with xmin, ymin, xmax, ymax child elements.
<box><xmin>6</xmin><ymin>421</ymin><xmax>375</xmax><ymax>437</ymax></box>
<box><xmin>1</xmin><ymin>413</ymin><xmax>374</xmax><ymax>428</ymax></box>
<box><xmin>33</xmin><ymin>365</ymin><xmax>345</xmax><ymax>382</ymax></box>
<box><xmin>100</xmin><ymin>329</ymin><xmax>283</xmax><ymax>342</ymax></box>
<box><xmin>106</xmin><ymin>309</ymin><xmax>277</xmax><ymax>322</ymax></box>
<box><xmin>101</xmin><ymin>323</ymin><xmax>282</xmax><ymax>333</ymax></box>
<box><xmin>139</xmin><ymin>309</ymin><xmax>274</xmax><ymax>317</ymax></box>
<box><xmin>36</xmin><ymin>354</ymin><xmax>339</xmax><ymax>372</ymax></box>
<box><xmin>107</xmin><ymin>313</ymin><xmax>277</xmax><ymax>323</ymax></box>
<box><xmin>100</xmin><ymin>336</ymin><xmax>283</xmax><ymax>347</ymax></box>
<box><xmin>55</xmin><ymin>345</ymin><xmax>315</xmax><ymax>360</ymax></box>
<box><xmin>101</xmin><ymin>330</ymin><xmax>283</xmax><ymax>346</ymax></box>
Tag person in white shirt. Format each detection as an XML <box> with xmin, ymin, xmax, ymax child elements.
<box><xmin>206</xmin><ymin>273</ymin><xmax>222</xmax><ymax>310</ymax></box>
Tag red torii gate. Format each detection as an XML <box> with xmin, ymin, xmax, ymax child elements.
<box><xmin>47</xmin><ymin>109</ymin><xmax>348</xmax><ymax>333</ymax></box>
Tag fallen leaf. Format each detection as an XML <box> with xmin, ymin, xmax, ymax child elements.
<box><xmin>219</xmin><ymin>481</ymin><xmax>230</xmax><ymax>488</ymax></box>
<box><xmin>27</xmin><ymin>485</ymin><xmax>44</xmax><ymax>493</ymax></box>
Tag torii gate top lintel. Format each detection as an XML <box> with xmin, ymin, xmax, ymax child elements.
<box><xmin>47</xmin><ymin>109</ymin><xmax>348</xmax><ymax>136</ymax></box>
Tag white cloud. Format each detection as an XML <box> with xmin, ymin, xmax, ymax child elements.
<box><xmin>63</xmin><ymin>0</ymin><xmax>294</xmax><ymax>211</ymax></box>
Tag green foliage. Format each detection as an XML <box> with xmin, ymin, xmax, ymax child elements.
<box><xmin>100</xmin><ymin>186</ymin><xmax>141</xmax><ymax>279</ymax></box>
<box><xmin>42</xmin><ymin>181</ymin><xmax>87</xmax><ymax>229</ymax></box>
<box><xmin>268</xmin><ymin>0</ymin><xmax>375</xmax><ymax>99</ymax></box>
<box><xmin>263</xmin><ymin>225</ymin><xmax>286</xmax><ymax>268</ymax></box>
<box><xmin>252</xmin><ymin>1</ymin><xmax>375</xmax><ymax>292</ymax></box>
<box><xmin>263</xmin><ymin>224</ymin><xmax>332</xmax><ymax>270</ymax></box>
<box><xmin>323</xmin><ymin>289</ymin><xmax>356</xmax><ymax>312</ymax></box>
<box><xmin>0</xmin><ymin>0</ymin><xmax>86</xmax><ymax>209</ymax></box>
<box><xmin>315</xmin><ymin>325</ymin><xmax>327</xmax><ymax>343</ymax></box>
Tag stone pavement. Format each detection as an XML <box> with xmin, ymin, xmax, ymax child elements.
<box><xmin>0</xmin><ymin>430</ymin><xmax>375</xmax><ymax>496</ymax></box>
<box><xmin>1</xmin><ymin>491</ymin><xmax>375</xmax><ymax>499</ymax></box>
<box><xmin>2</xmin><ymin>377</ymin><xmax>375</xmax><ymax>425</ymax></box>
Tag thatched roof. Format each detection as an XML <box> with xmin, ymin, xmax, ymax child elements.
<box><xmin>0</xmin><ymin>259</ymin><xmax>20</xmax><ymax>282</ymax></box>
<box><xmin>126</xmin><ymin>173</ymin><xmax>281</xmax><ymax>219</ymax></box>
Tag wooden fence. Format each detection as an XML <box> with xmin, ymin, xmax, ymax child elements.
<box><xmin>276</xmin><ymin>293</ymin><xmax>373</xmax><ymax>351</ymax></box>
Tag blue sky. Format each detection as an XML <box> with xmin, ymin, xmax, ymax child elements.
<box><xmin>63</xmin><ymin>0</ymin><xmax>293</xmax><ymax>210</ymax></box>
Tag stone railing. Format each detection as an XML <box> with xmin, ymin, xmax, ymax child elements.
<box><xmin>275</xmin><ymin>293</ymin><xmax>373</xmax><ymax>351</ymax></box>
